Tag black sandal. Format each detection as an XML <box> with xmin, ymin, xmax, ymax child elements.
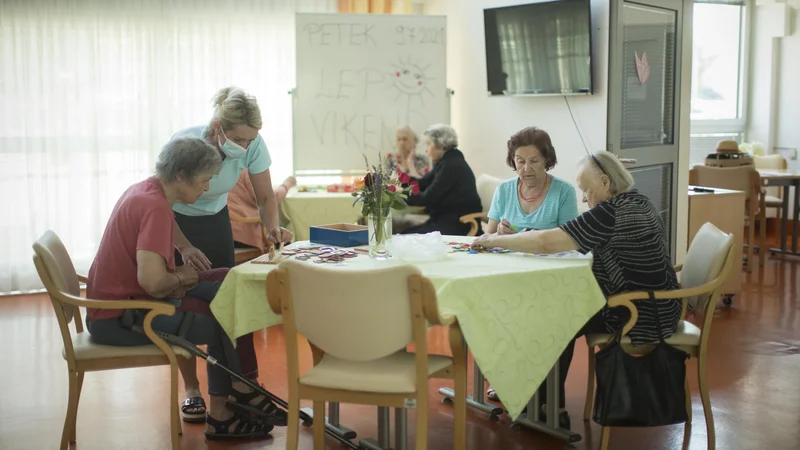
<box><xmin>181</xmin><ymin>396</ymin><xmax>206</xmax><ymax>423</ymax></box>
<box><xmin>204</xmin><ymin>412</ymin><xmax>273</xmax><ymax>440</ymax></box>
<box><xmin>226</xmin><ymin>387</ymin><xmax>288</xmax><ymax>426</ymax></box>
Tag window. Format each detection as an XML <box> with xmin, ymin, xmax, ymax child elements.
<box><xmin>688</xmin><ymin>0</ymin><xmax>748</xmax><ymax>167</ymax></box>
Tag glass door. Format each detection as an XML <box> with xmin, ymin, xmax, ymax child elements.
<box><xmin>607</xmin><ymin>0</ymin><xmax>685</xmax><ymax>260</ymax></box>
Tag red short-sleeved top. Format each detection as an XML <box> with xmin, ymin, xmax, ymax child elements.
<box><xmin>86</xmin><ymin>177</ymin><xmax>176</xmax><ymax>320</ymax></box>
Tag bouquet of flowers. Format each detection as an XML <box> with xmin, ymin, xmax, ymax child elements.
<box><xmin>352</xmin><ymin>155</ymin><xmax>420</xmax><ymax>256</ymax></box>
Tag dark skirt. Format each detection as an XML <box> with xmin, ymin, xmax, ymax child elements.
<box><xmin>174</xmin><ymin>206</ymin><xmax>236</xmax><ymax>269</ymax></box>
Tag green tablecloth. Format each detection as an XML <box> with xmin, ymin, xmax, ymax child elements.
<box><xmin>210</xmin><ymin>237</ymin><xmax>605</xmax><ymax>419</ymax></box>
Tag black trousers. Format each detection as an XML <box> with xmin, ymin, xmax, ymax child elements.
<box><xmin>174</xmin><ymin>206</ymin><xmax>236</xmax><ymax>269</ymax></box>
<box><xmin>401</xmin><ymin>217</ymin><xmax>471</xmax><ymax>236</ymax></box>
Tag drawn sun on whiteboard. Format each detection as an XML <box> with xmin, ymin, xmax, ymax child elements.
<box><xmin>389</xmin><ymin>57</ymin><xmax>434</xmax><ymax>106</ymax></box>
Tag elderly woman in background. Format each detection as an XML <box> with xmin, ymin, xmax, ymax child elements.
<box><xmin>483</xmin><ymin>126</ymin><xmax>579</xmax><ymax>402</ymax></box>
<box><xmin>384</xmin><ymin>125</ymin><xmax>431</xmax><ymax>178</ymax></box>
<box><xmin>86</xmin><ymin>137</ymin><xmax>282</xmax><ymax>439</ymax></box>
<box><xmin>472</xmin><ymin>151</ymin><xmax>680</xmax><ymax>429</ymax></box>
<box><xmin>401</xmin><ymin>124</ymin><xmax>482</xmax><ymax>236</ymax></box>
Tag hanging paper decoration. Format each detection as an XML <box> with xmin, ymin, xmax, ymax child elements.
<box><xmin>635</xmin><ymin>51</ymin><xmax>651</xmax><ymax>85</ymax></box>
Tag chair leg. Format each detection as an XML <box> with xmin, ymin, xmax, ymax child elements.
<box><xmin>61</xmin><ymin>370</ymin><xmax>79</xmax><ymax>450</ymax></box>
<box><xmin>313</xmin><ymin>401</ymin><xmax>325</xmax><ymax>450</ymax></box>
<box><xmin>684</xmin><ymin>374</ymin><xmax>692</xmax><ymax>425</ymax></box>
<box><xmin>415</xmin><ymin>394</ymin><xmax>429</xmax><ymax>450</ymax></box>
<box><xmin>67</xmin><ymin>371</ymin><xmax>85</xmax><ymax>443</ymax></box>
<box><xmin>600</xmin><ymin>426</ymin><xmax>611</xmax><ymax>450</ymax></box>
<box><xmin>584</xmin><ymin>348</ymin><xmax>596</xmax><ymax>421</ymax></box>
<box><xmin>286</xmin><ymin>392</ymin><xmax>301</xmax><ymax>450</ymax></box>
<box><xmin>698</xmin><ymin>358</ymin><xmax>716</xmax><ymax>450</ymax></box>
<box><xmin>746</xmin><ymin>215</ymin><xmax>755</xmax><ymax>272</ymax></box>
<box><xmin>759</xmin><ymin>215</ymin><xmax>766</xmax><ymax>267</ymax></box>
<box><xmin>169</xmin><ymin>363</ymin><xmax>181</xmax><ymax>450</ymax></box>
<box><xmin>453</xmin><ymin>363</ymin><xmax>467</xmax><ymax>450</ymax></box>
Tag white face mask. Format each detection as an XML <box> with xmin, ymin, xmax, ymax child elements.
<box><xmin>217</xmin><ymin>129</ymin><xmax>248</xmax><ymax>159</ymax></box>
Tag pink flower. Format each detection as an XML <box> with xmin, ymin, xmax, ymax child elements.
<box><xmin>410</xmin><ymin>181</ymin><xmax>420</xmax><ymax>195</ymax></box>
<box><xmin>387</xmin><ymin>185</ymin><xmax>397</xmax><ymax>192</ymax></box>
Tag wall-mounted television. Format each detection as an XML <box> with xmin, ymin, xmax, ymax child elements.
<box><xmin>484</xmin><ymin>0</ymin><xmax>593</xmax><ymax>96</ymax></box>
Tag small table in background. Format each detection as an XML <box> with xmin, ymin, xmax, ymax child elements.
<box><xmin>280</xmin><ymin>188</ymin><xmax>362</xmax><ymax>241</ymax></box>
<box><xmin>758</xmin><ymin>169</ymin><xmax>800</xmax><ymax>256</ymax></box>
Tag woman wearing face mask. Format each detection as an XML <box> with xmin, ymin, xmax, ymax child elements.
<box><xmin>169</xmin><ymin>87</ymin><xmax>293</xmax><ymax>423</ymax></box>
<box><xmin>172</xmin><ymin>86</ymin><xmax>294</xmax><ymax>270</ymax></box>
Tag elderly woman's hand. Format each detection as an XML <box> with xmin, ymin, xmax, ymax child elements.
<box><xmin>471</xmin><ymin>233</ymin><xmax>496</xmax><ymax>249</ymax></box>
<box><xmin>497</xmin><ymin>218</ymin><xmax>517</xmax><ymax>236</ymax></box>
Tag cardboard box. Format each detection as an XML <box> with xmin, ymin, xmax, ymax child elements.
<box><xmin>309</xmin><ymin>223</ymin><xmax>368</xmax><ymax>247</ymax></box>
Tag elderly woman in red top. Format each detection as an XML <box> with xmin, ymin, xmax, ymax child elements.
<box><xmin>85</xmin><ymin>137</ymin><xmax>283</xmax><ymax>440</ymax></box>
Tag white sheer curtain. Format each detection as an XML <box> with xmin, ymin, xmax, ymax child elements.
<box><xmin>0</xmin><ymin>0</ymin><xmax>336</xmax><ymax>293</ymax></box>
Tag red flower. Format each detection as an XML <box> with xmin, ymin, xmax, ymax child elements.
<box><xmin>410</xmin><ymin>181</ymin><xmax>420</xmax><ymax>195</ymax></box>
<box><xmin>397</xmin><ymin>171</ymin><xmax>411</xmax><ymax>184</ymax></box>
<box><xmin>363</xmin><ymin>173</ymin><xmax>374</xmax><ymax>188</ymax></box>
<box><xmin>387</xmin><ymin>184</ymin><xmax>397</xmax><ymax>192</ymax></box>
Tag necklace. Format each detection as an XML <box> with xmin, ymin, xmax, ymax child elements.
<box><xmin>518</xmin><ymin>176</ymin><xmax>549</xmax><ymax>203</ymax></box>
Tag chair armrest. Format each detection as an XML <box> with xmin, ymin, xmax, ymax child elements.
<box><xmin>230</xmin><ymin>213</ymin><xmax>262</xmax><ymax>224</ymax></box>
<box><xmin>415</xmin><ymin>276</ymin><xmax>454</xmax><ymax>326</ymax></box>
<box><xmin>606</xmin><ymin>276</ymin><xmax>724</xmax><ymax>336</ymax></box>
<box><xmin>459</xmin><ymin>212</ymin><xmax>487</xmax><ymax>237</ymax></box>
<box><xmin>266</xmin><ymin>270</ymin><xmax>283</xmax><ymax>315</ymax></box>
<box><xmin>54</xmin><ymin>290</ymin><xmax>177</xmax><ymax>316</ymax></box>
<box><xmin>77</xmin><ymin>274</ymin><xmax>88</xmax><ymax>284</ymax></box>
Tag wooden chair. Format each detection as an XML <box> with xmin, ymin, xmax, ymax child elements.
<box><xmin>460</xmin><ymin>173</ymin><xmax>504</xmax><ymax>236</ymax></box>
<box><xmin>753</xmin><ymin>153</ymin><xmax>788</xmax><ymax>219</ymax></box>
<box><xmin>582</xmin><ymin>222</ymin><xmax>735</xmax><ymax>450</ymax></box>
<box><xmin>266</xmin><ymin>259</ymin><xmax>467</xmax><ymax>450</ymax></box>
<box><xmin>229</xmin><ymin>213</ymin><xmax>269</xmax><ymax>264</ymax></box>
<box><xmin>32</xmin><ymin>230</ymin><xmax>190</xmax><ymax>450</ymax></box>
<box><xmin>689</xmin><ymin>165</ymin><xmax>766</xmax><ymax>270</ymax></box>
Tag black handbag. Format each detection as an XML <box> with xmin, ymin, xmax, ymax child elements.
<box><xmin>592</xmin><ymin>292</ymin><xmax>690</xmax><ymax>427</ymax></box>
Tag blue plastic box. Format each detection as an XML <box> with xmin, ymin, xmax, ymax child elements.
<box><xmin>309</xmin><ymin>223</ymin><xmax>368</xmax><ymax>247</ymax></box>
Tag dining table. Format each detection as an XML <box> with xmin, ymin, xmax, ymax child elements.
<box><xmin>758</xmin><ymin>169</ymin><xmax>800</xmax><ymax>256</ymax></box>
<box><xmin>209</xmin><ymin>236</ymin><xmax>606</xmax><ymax>448</ymax></box>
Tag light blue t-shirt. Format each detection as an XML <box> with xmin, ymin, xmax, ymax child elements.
<box><xmin>487</xmin><ymin>175</ymin><xmax>579</xmax><ymax>231</ymax></box>
<box><xmin>171</xmin><ymin>125</ymin><xmax>272</xmax><ymax>216</ymax></box>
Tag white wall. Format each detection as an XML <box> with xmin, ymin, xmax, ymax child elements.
<box><xmin>425</xmin><ymin>0</ymin><xmax>694</xmax><ymax>262</ymax></box>
<box><xmin>747</xmin><ymin>3</ymin><xmax>799</xmax><ymax>168</ymax></box>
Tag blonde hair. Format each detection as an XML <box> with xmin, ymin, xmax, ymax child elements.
<box><xmin>580</xmin><ymin>150</ymin><xmax>635</xmax><ymax>195</ymax></box>
<box><xmin>208</xmin><ymin>87</ymin><xmax>263</xmax><ymax>133</ymax></box>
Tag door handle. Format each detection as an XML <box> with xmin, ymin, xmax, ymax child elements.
<box><xmin>617</xmin><ymin>157</ymin><xmax>637</xmax><ymax>165</ymax></box>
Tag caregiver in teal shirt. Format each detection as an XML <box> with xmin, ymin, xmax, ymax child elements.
<box><xmin>486</xmin><ymin>126</ymin><xmax>578</xmax><ymax>234</ymax></box>
<box><xmin>171</xmin><ymin>87</ymin><xmax>293</xmax><ymax>271</ymax></box>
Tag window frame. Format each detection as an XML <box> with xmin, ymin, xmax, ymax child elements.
<box><xmin>689</xmin><ymin>0</ymin><xmax>750</xmax><ymax>135</ymax></box>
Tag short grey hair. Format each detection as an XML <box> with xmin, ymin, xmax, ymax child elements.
<box><xmin>155</xmin><ymin>137</ymin><xmax>222</xmax><ymax>183</ymax></box>
<box><xmin>424</xmin><ymin>123</ymin><xmax>458</xmax><ymax>150</ymax></box>
<box><xmin>580</xmin><ymin>150</ymin><xmax>635</xmax><ymax>195</ymax></box>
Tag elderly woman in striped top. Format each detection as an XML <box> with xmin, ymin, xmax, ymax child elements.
<box><xmin>472</xmin><ymin>151</ymin><xmax>680</xmax><ymax>429</ymax></box>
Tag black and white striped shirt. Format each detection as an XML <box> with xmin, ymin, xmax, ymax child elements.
<box><xmin>560</xmin><ymin>190</ymin><xmax>680</xmax><ymax>344</ymax></box>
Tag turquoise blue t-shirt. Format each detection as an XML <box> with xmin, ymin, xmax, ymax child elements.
<box><xmin>171</xmin><ymin>125</ymin><xmax>272</xmax><ymax>216</ymax></box>
<box><xmin>487</xmin><ymin>175</ymin><xmax>579</xmax><ymax>231</ymax></box>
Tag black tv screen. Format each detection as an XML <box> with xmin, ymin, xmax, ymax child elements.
<box><xmin>484</xmin><ymin>0</ymin><xmax>593</xmax><ymax>96</ymax></box>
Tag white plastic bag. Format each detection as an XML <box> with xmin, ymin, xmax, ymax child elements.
<box><xmin>387</xmin><ymin>232</ymin><xmax>448</xmax><ymax>262</ymax></box>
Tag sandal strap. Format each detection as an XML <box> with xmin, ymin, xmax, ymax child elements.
<box><xmin>231</xmin><ymin>387</ymin><xmax>278</xmax><ymax>415</ymax></box>
<box><xmin>206</xmin><ymin>413</ymin><xmax>267</xmax><ymax>435</ymax></box>
<box><xmin>183</xmin><ymin>396</ymin><xmax>206</xmax><ymax>408</ymax></box>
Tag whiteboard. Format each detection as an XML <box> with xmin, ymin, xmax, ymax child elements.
<box><xmin>293</xmin><ymin>13</ymin><xmax>448</xmax><ymax>174</ymax></box>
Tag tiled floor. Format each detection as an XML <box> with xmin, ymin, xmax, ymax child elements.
<box><xmin>1</xmin><ymin>254</ymin><xmax>799</xmax><ymax>449</ymax></box>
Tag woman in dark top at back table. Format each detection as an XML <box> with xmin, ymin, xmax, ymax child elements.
<box><xmin>400</xmin><ymin>123</ymin><xmax>482</xmax><ymax>236</ymax></box>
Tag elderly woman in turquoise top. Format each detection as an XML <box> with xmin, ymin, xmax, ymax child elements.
<box><xmin>171</xmin><ymin>87</ymin><xmax>293</xmax><ymax>271</ymax></box>
<box><xmin>484</xmin><ymin>126</ymin><xmax>579</xmax><ymax>404</ymax></box>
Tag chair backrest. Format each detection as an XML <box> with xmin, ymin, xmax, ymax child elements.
<box><xmin>476</xmin><ymin>174</ymin><xmax>504</xmax><ymax>213</ymax></box>
<box><xmin>32</xmin><ymin>231</ymin><xmax>82</xmax><ymax>325</ymax></box>
<box><xmin>689</xmin><ymin>165</ymin><xmax>757</xmax><ymax>200</ymax></box>
<box><xmin>754</xmin><ymin>154</ymin><xmax>787</xmax><ymax>199</ymax></box>
<box><xmin>279</xmin><ymin>259</ymin><xmax>422</xmax><ymax>362</ymax></box>
<box><xmin>681</xmin><ymin>222</ymin><xmax>735</xmax><ymax>312</ymax></box>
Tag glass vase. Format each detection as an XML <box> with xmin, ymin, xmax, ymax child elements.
<box><xmin>368</xmin><ymin>210</ymin><xmax>392</xmax><ymax>259</ymax></box>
